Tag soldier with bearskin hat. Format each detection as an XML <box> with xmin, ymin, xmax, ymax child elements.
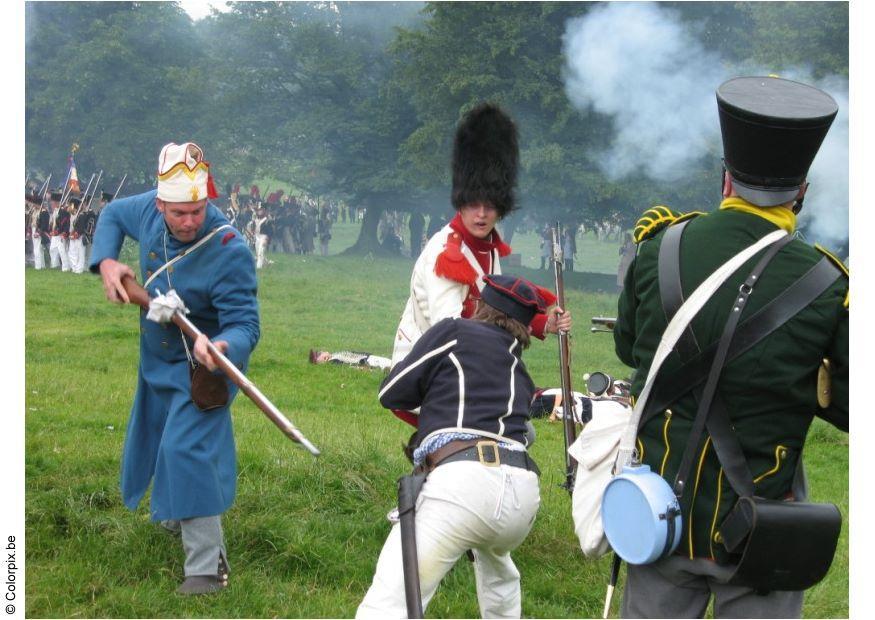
<box><xmin>90</xmin><ymin>141</ymin><xmax>259</xmax><ymax>595</ymax></box>
<box><xmin>612</xmin><ymin>76</ymin><xmax>848</xmax><ymax>618</ymax></box>
<box><xmin>390</xmin><ymin>103</ymin><xmax>571</xmax><ymax>369</ymax></box>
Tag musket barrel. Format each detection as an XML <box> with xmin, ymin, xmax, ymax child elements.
<box><xmin>113</xmin><ymin>174</ymin><xmax>127</xmax><ymax>200</ymax></box>
<box><xmin>172</xmin><ymin>312</ymin><xmax>321</xmax><ymax>456</ymax></box>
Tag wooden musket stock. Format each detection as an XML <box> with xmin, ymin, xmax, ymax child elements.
<box><xmin>121</xmin><ymin>275</ymin><xmax>320</xmax><ymax>456</ymax></box>
<box><xmin>552</xmin><ymin>223</ymin><xmax>579</xmax><ymax>494</ymax></box>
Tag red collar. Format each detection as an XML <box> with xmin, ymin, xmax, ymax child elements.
<box><xmin>448</xmin><ymin>213</ymin><xmax>512</xmax><ymax>257</ymax></box>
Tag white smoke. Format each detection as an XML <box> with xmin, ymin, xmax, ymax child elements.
<box><xmin>562</xmin><ymin>3</ymin><xmax>725</xmax><ymax>181</ymax></box>
<box><xmin>562</xmin><ymin>2</ymin><xmax>849</xmax><ymax>247</ymax></box>
<box><xmin>796</xmin><ymin>75</ymin><xmax>849</xmax><ymax>248</ymax></box>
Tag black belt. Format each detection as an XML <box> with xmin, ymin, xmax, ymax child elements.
<box><xmin>426</xmin><ymin>440</ymin><xmax>541</xmax><ymax>476</ymax></box>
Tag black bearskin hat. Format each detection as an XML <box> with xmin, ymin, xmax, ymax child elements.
<box><xmin>451</xmin><ymin>103</ymin><xmax>519</xmax><ymax>218</ymax></box>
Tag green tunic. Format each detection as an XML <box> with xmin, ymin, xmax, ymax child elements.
<box><xmin>614</xmin><ymin>198</ymin><xmax>848</xmax><ymax>563</ymax></box>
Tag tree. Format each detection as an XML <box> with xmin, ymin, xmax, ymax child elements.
<box><xmin>26</xmin><ymin>2</ymin><xmax>206</xmax><ymax>189</ymax></box>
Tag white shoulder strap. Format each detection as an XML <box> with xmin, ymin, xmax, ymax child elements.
<box><xmin>614</xmin><ymin>229</ymin><xmax>787</xmax><ymax>471</ymax></box>
<box><xmin>144</xmin><ymin>224</ymin><xmax>233</xmax><ymax>288</ymax></box>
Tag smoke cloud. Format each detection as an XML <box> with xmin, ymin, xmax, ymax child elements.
<box><xmin>562</xmin><ymin>2</ymin><xmax>849</xmax><ymax>247</ymax></box>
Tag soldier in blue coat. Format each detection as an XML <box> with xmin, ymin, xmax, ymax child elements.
<box><xmin>90</xmin><ymin>142</ymin><xmax>259</xmax><ymax>595</ymax></box>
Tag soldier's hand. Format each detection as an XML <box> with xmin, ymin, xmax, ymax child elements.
<box><xmin>99</xmin><ymin>258</ymin><xmax>136</xmax><ymax>304</ymax></box>
<box><xmin>194</xmin><ymin>334</ymin><xmax>228</xmax><ymax>372</ymax></box>
<box><xmin>546</xmin><ymin>306</ymin><xmax>573</xmax><ymax>334</ymax></box>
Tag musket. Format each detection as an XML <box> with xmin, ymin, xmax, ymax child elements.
<box><xmin>72</xmin><ymin>173</ymin><xmax>96</xmax><ymax>218</ymax></box>
<box><xmin>120</xmin><ymin>275</ymin><xmax>321</xmax><ymax>456</ymax></box>
<box><xmin>113</xmin><ymin>174</ymin><xmax>127</xmax><ymax>200</ymax></box>
<box><xmin>590</xmin><ymin>316</ymin><xmax>617</xmax><ymax>333</ymax></box>
<box><xmin>551</xmin><ymin>222</ymin><xmax>581</xmax><ymax>494</ymax></box>
<box><xmin>58</xmin><ymin>165</ymin><xmax>74</xmax><ymax>207</ymax></box>
<box><xmin>82</xmin><ymin>170</ymin><xmax>103</xmax><ymax>212</ymax></box>
<box><xmin>37</xmin><ymin>175</ymin><xmax>51</xmax><ymax>201</ymax></box>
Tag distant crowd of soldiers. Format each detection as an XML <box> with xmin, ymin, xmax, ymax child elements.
<box><xmin>25</xmin><ymin>179</ymin><xmax>113</xmax><ymax>273</ymax></box>
<box><xmin>25</xmin><ymin>176</ymin><xmax>636</xmax><ymax>276</ymax></box>
<box><xmin>23</xmin><ymin>178</ymin><xmax>363</xmax><ymax>273</ymax></box>
<box><xmin>222</xmin><ymin>185</ymin><xmax>353</xmax><ymax>265</ymax></box>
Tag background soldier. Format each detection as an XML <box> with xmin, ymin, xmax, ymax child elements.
<box><xmin>614</xmin><ymin>76</ymin><xmax>848</xmax><ymax>618</ymax></box>
<box><xmin>34</xmin><ymin>193</ymin><xmax>52</xmax><ymax>270</ymax></box>
<box><xmin>68</xmin><ymin>196</ymin><xmax>87</xmax><ymax>274</ymax></box>
<box><xmin>48</xmin><ymin>190</ymin><xmax>71</xmax><ymax>271</ymax></box>
<box><xmin>250</xmin><ymin>206</ymin><xmax>273</xmax><ymax>269</ymax></box>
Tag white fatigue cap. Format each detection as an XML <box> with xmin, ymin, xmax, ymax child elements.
<box><xmin>157</xmin><ymin>142</ymin><xmax>212</xmax><ymax>203</ymax></box>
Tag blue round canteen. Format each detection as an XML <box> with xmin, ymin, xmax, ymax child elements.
<box><xmin>602</xmin><ymin>464</ymin><xmax>682</xmax><ymax>564</ymax></box>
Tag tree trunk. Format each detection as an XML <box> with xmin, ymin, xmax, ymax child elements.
<box><xmin>501</xmin><ymin>212</ymin><xmax>519</xmax><ymax>245</ymax></box>
<box><xmin>342</xmin><ymin>199</ymin><xmax>387</xmax><ymax>255</ymax></box>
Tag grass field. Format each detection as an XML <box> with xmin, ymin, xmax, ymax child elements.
<box><xmin>24</xmin><ymin>231</ymin><xmax>848</xmax><ymax>618</ymax></box>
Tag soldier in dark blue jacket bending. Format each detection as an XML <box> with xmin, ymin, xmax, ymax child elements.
<box><xmin>358</xmin><ymin>274</ymin><xmax>556</xmax><ymax>619</ymax></box>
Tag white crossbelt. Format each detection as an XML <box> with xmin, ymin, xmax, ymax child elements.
<box><xmin>144</xmin><ymin>224</ymin><xmax>232</xmax><ymax>288</ymax></box>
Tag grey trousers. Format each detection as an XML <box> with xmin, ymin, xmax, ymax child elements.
<box><xmin>180</xmin><ymin>515</ymin><xmax>228</xmax><ymax>577</ymax></box>
<box><xmin>621</xmin><ymin>556</ymin><xmax>804</xmax><ymax>619</ymax></box>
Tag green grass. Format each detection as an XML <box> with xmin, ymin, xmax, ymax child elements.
<box><xmin>25</xmin><ymin>247</ymin><xmax>848</xmax><ymax>617</ymax></box>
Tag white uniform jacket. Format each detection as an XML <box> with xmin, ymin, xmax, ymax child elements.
<box><xmin>391</xmin><ymin>224</ymin><xmax>501</xmax><ymax>366</ymax></box>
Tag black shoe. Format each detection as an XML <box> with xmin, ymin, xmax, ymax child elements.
<box><xmin>177</xmin><ymin>575</ymin><xmax>227</xmax><ymax>595</ymax></box>
<box><xmin>177</xmin><ymin>556</ymin><xmax>230</xmax><ymax>595</ymax></box>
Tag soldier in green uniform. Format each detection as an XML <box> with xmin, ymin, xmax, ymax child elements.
<box><xmin>613</xmin><ymin>76</ymin><xmax>848</xmax><ymax>618</ymax></box>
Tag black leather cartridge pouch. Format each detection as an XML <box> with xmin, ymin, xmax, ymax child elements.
<box><xmin>719</xmin><ymin>496</ymin><xmax>841</xmax><ymax>592</ymax></box>
<box><xmin>190</xmin><ymin>363</ymin><xmax>230</xmax><ymax>411</ymax></box>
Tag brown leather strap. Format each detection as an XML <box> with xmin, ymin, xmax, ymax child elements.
<box><xmin>419</xmin><ymin>439</ymin><xmax>482</xmax><ymax>473</ymax></box>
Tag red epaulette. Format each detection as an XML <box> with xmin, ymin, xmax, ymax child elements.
<box><xmin>434</xmin><ymin>232</ymin><xmax>478</xmax><ymax>286</ymax></box>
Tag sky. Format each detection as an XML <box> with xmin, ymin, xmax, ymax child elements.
<box><xmin>179</xmin><ymin>0</ymin><xmax>231</xmax><ymax>21</ymax></box>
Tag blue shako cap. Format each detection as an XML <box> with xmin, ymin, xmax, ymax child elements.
<box><xmin>480</xmin><ymin>274</ymin><xmax>547</xmax><ymax>326</ymax></box>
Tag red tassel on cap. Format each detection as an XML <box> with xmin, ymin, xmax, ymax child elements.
<box><xmin>206</xmin><ymin>170</ymin><xmax>219</xmax><ymax>199</ymax></box>
<box><xmin>536</xmin><ymin>285</ymin><xmax>558</xmax><ymax>307</ymax></box>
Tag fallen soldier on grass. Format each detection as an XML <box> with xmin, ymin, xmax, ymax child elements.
<box><xmin>309</xmin><ymin>349</ymin><xmax>391</xmax><ymax>371</ymax></box>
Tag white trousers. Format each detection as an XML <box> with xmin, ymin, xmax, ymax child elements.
<box><xmin>255</xmin><ymin>234</ymin><xmax>268</xmax><ymax>269</ymax></box>
<box><xmin>357</xmin><ymin>461</ymin><xmax>540</xmax><ymax>619</ymax></box>
<box><xmin>49</xmin><ymin>235</ymin><xmax>70</xmax><ymax>271</ymax></box>
<box><xmin>32</xmin><ymin>233</ymin><xmax>45</xmax><ymax>270</ymax></box>
<box><xmin>68</xmin><ymin>237</ymin><xmax>86</xmax><ymax>273</ymax></box>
